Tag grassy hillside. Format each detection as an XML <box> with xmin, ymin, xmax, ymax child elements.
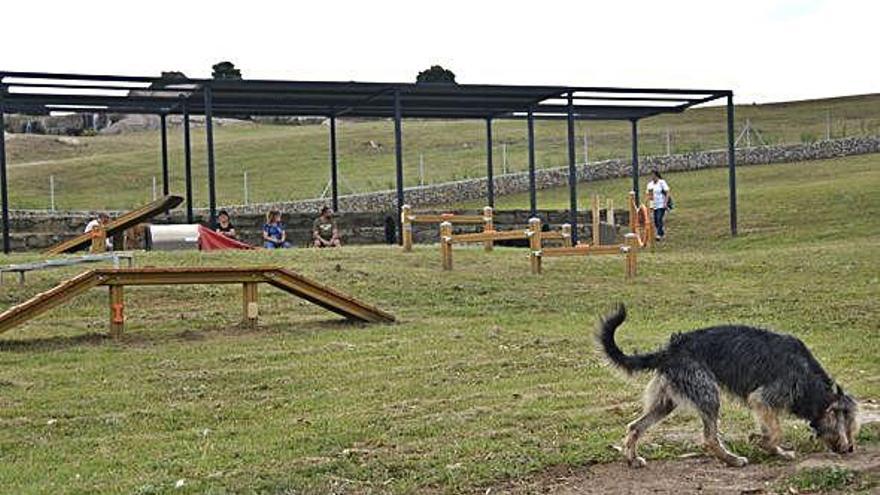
<box><xmin>4</xmin><ymin>93</ymin><xmax>879</xmax><ymax>210</ymax></box>
<box><xmin>0</xmin><ymin>155</ymin><xmax>877</xmax><ymax>493</ymax></box>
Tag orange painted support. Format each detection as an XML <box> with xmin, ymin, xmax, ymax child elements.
<box><xmin>109</xmin><ymin>285</ymin><xmax>124</xmax><ymax>338</ymax></box>
<box><xmin>401</xmin><ymin>204</ymin><xmax>414</xmax><ymax>252</ymax></box>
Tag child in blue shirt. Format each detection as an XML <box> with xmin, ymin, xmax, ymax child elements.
<box><xmin>262</xmin><ymin>210</ymin><xmax>291</xmax><ymax>249</ymax></box>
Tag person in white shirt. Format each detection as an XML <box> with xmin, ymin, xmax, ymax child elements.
<box><xmin>646</xmin><ymin>170</ymin><xmax>670</xmax><ymax>240</ymax></box>
<box><xmin>84</xmin><ymin>212</ymin><xmax>113</xmax><ymax>250</ymax></box>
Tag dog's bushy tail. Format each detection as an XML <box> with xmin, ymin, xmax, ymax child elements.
<box><xmin>597</xmin><ymin>304</ymin><xmax>664</xmax><ymax>373</ymax></box>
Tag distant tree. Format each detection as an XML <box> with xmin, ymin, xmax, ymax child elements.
<box><xmin>416</xmin><ymin>65</ymin><xmax>457</xmax><ymax>84</ymax></box>
<box><xmin>212</xmin><ymin>61</ymin><xmax>242</xmax><ymax>80</ymax></box>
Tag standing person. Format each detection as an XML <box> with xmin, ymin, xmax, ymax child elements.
<box><xmin>646</xmin><ymin>170</ymin><xmax>671</xmax><ymax>241</ymax></box>
<box><xmin>312</xmin><ymin>207</ymin><xmax>342</xmax><ymax>248</ymax></box>
<box><xmin>262</xmin><ymin>210</ymin><xmax>291</xmax><ymax>249</ymax></box>
<box><xmin>215</xmin><ymin>210</ymin><xmax>237</xmax><ymax>239</ymax></box>
<box><xmin>84</xmin><ymin>212</ymin><xmax>113</xmax><ymax>250</ymax></box>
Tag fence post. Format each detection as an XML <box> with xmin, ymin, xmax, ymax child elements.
<box><xmin>401</xmin><ymin>204</ymin><xmax>413</xmax><ymax>252</ymax></box>
<box><xmin>483</xmin><ymin>206</ymin><xmax>494</xmax><ymax>252</ymax></box>
<box><xmin>528</xmin><ymin>217</ymin><xmax>542</xmax><ymax>275</ymax></box>
<box><xmin>49</xmin><ymin>175</ymin><xmax>55</xmax><ymax>212</ymax></box>
<box><xmin>592</xmin><ymin>195</ymin><xmax>601</xmax><ymax>246</ymax></box>
<box><xmin>440</xmin><ymin>221</ymin><xmax>453</xmax><ymax>270</ymax></box>
<box><xmin>419</xmin><ymin>154</ymin><xmax>425</xmax><ymax>186</ymax></box>
<box><xmin>244</xmin><ymin>171</ymin><xmax>249</xmax><ymax>205</ymax></box>
<box><xmin>152</xmin><ymin>176</ymin><xmax>157</xmax><ymax>201</ymax></box>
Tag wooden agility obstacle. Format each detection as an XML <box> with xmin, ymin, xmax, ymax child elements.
<box><xmin>401</xmin><ymin>204</ymin><xmax>494</xmax><ymax>252</ymax></box>
<box><xmin>45</xmin><ymin>195</ymin><xmax>184</xmax><ymax>255</ymax></box>
<box><xmin>0</xmin><ymin>266</ymin><xmax>395</xmax><ymax>338</ymax></box>
<box><xmin>439</xmin><ymin>217</ymin><xmax>636</xmax><ymax>278</ymax></box>
<box><xmin>627</xmin><ymin>191</ymin><xmax>655</xmax><ymax>249</ymax></box>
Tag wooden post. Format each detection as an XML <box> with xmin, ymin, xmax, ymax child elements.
<box><xmin>628</xmin><ymin>191</ymin><xmax>637</xmax><ymax>234</ymax></box>
<box><xmin>401</xmin><ymin>204</ymin><xmax>413</xmax><ymax>252</ymax></box>
<box><xmin>624</xmin><ymin>233</ymin><xmax>638</xmax><ymax>279</ymax></box>
<box><xmin>108</xmin><ymin>284</ymin><xmax>124</xmax><ymax>338</ymax></box>
<box><xmin>242</xmin><ymin>282</ymin><xmax>259</xmax><ymax>329</ymax></box>
<box><xmin>592</xmin><ymin>195</ymin><xmax>601</xmax><ymax>246</ymax></box>
<box><xmin>528</xmin><ymin>217</ymin><xmax>542</xmax><ymax>275</ymax></box>
<box><xmin>645</xmin><ymin>207</ymin><xmax>655</xmax><ymax>250</ymax></box>
<box><xmin>90</xmin><ymin>226</ymin><xmax>107</xmax><ymax>253</ymax></box>
<box><xmin>483</xmin><ymin>206</ymin><xmax>494</xmax><ymax>252</ymax></box>
<box><xmin>607</xmin><ymin>199</ymin><xmax>615</xmax><ymax>229</ymax></box>
<box><xmin>440</xmin><ymin>221</ymin><xmax>453</xmax><ymax>271</ymax></box>
<box><xmin>561</xmin><ymin>223</ymin><xmax>573</xmax><ymax>248</ymax></box>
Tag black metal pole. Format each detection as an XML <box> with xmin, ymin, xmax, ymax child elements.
<box><xmin>182</xmin><ymin>99</ymin><xmax>194</xmax><ymax>223</ymax></box>
<box><xmin>727</xmin><ymin>94</ymin><xmax>738</xmax><ymax>236</ymax></box>
<box><xmin>329</xmin><ymin>115</ymin><xmax>339</xmax><ymax>211</ymax></box>
<box><xmin>160</xmin><ymin>113</ymin><xmax>169</xmax><ymax>196</ymax></box>
<box><xmin>0</xmin><ymin>86</ymin><xmax>9</xmax><ymax>253</ymax></box>
<box><xmin>631</xmin><ymin>119</ymin><xmax>640</xmax><ymax>204</ymax></box>
<box><xmin>486</xmin><ymin>117</ymin><xmax>495</xmax><ymax>208</ymax></box>
<box><xmin>527</xmin><ymin>110</ymin><xmax>537</xmax><ymax>217</ymax></box>
<box><xmin>566</xmin><ymin>93</ymin><xmax>578</xmax><ymax>245</ymax></box>
<box><xmin>204</xmin><ymin>85</ymin><xmax>217</xmax><ymax>226</ymax></box>
<box><xmin>393</xmin><ymin>90</ymin><xmax>404</xmax><ymax>244</ymax></box>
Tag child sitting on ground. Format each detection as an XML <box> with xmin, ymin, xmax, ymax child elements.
<box><xmin>262</xmin><ymin>210</ymin><xmax>291</xmax><ymax>249</ymax></box>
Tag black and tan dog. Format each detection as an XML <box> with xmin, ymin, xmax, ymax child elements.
<box><xmin>598</xmin><ymin>305</ymin><xmax>859</xmax><ymax>468</ymax></box>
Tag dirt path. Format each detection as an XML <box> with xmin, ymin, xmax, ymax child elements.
<box><xmin>494</xmin><ymin>445</ymin><xmax>879</xmax><ymax>494</ymax></box>
<box><xmin>495</xmin><ymin>403</ymin><xmax>880</xmax><ymax>494</ymax></box>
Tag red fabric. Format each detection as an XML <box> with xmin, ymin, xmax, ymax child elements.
<box><xmin>197</xmin><ymin>225</ymin><xmax>255</xmax><ymax>250</ymax></box>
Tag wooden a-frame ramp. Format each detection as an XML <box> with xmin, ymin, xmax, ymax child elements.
<box><xmin>45</xmin><ymin>195</ymin><xmax>184</xmax><ymax>255</ymax></box>
<box><xmin>0</xmin><ymin>267</ymin><xmax>394</xmax><ymax>337</ymax></box>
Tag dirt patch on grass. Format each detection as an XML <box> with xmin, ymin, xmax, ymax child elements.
<box><xmin>494</xmin><ymin>444</ymin><xmax>879</xmax><ymax>494</ymax></box>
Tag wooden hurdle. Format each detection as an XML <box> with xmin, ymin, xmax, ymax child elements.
<box><xmin>628</xmin><ymin>191</ymin><xmax>655</xmax><ymax>249</ymax></box>
<box><xmin>401</xmin><ymin>204</ymin><xmax>493</xmax><ymax>252</ymax></box>
<box><xmin>441</xmin><ymin>217</ymin><xmax>547</xmax><ymax>274</ymax></box>
<box><xmin>590</xmin><ymin>195</ymin><xmax>617</xmax><ymax>246</ymax></box>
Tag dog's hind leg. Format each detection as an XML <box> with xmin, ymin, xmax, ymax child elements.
<box><xmin>623</xmin><ymin>374</ymin><xmax>676</xmax><ymax>468</ymax></box>
<box><xmin>665</xmin><ymin>360</ymin><xmax>749</xmax><ymax>468</ymax></box>
<box><xmin>748</xmin><ymin>389</ymin><xmax>795</xmax><ymax>460</ymax></box>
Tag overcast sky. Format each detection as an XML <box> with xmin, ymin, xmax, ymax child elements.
<box><xmin>3</xmin><ymin>0</ymin><xmax>876</xmax><ymax>103</ymax></box>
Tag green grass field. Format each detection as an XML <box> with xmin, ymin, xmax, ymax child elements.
<box><xmin>4</xmin><ymin>93</ymin><xmax>879</xmax><ymax>210</ymax></box>
<box><xmin>0</xmin><ymin>155</ymin><xmax>878</xmax><ymax>493</ymax></box>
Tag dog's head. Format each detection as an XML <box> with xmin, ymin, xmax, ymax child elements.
<box><xmin>810</xmin><ymin>383</ymin><xmax>859</xmax><ymax>454</ymax></box>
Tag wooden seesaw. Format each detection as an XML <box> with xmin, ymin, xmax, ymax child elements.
<box><xmin>0</xmin><ymin>266</ymin><xmax>395</xmax><ymax>339</ymax></box>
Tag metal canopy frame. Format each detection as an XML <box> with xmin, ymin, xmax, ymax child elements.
<box><xmin>0</xmin><ymin>70</ymin><xmax>737</xmax><ymax>252</ymax></box>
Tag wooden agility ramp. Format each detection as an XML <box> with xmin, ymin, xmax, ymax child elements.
<box><xmin>0</xmin><ymin>266</ymin><xmax>395</xmax><ymax>337</ymax></box>
<box><xmin>45</xmin><ymin>195</ymin><xmax>184</xmax><ymax>255</ymax></box>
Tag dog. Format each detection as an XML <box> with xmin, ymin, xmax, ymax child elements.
<box><xmin>597</xmin><ymin>304</ymin><xmax>859</xmax><ymax>468</ymax></box>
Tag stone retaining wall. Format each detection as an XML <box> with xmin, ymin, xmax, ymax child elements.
<box><xmin>7</xmin><ymin>209</ymin><xmax>624</xmax><ymax>252</ymax></box>
<box><xmin>215</xmin><ymin>136</ymin><xmax>880</xmax><ymax>214</ymax></box>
